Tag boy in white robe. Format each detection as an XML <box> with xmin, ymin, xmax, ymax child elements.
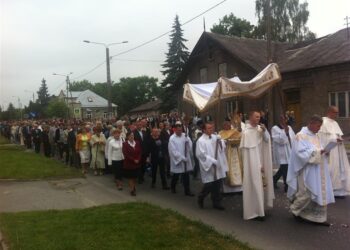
<box><xmin>168</xmin><ymin>122</ymin><xmax>194</xmax><ymax>196</ymax></box>
<box><xmin>287</xmin><ymin>115</ymin><xmax>335</xmax><ymax>226</ymax></box>
<box><xmin>196</xmin><ymin>122</ymin><xmax>228</xmax><ymax>210</ymax></box>
<box><xmin>240</xmin><ymin>111</ymin><xmax>274</xmax><ymax>220</ymax></box>
<box><xmin>318</xmin><ymin>106</ymin><xmax>350</xmax><ymax>198</ymax></box>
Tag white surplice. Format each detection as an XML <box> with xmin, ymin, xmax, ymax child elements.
<box><xmin>287</xmin><ymin>127</ymin><xmax>335</xmax><ymax>222</ymax></box>
<box><xmin>196</xmin><ymin>134</ymin><xmax>228</xmax><ymax>183</ymax></box>
<box><xmin>240</xmin><ymin>123</ymin><xmax>275</xmax><ymax>220</ymax></box>
<box><xmin>271</xmin><ymin>125</ymin><xmax>296</xmax><ymax>166</ymax></box>
<box><xmin>168</xmin><ymin>133</ymin><xmax>193</xmax><ymax>173</ymax></box>
<box><xmin>318</xmin><ymin>117</ymin><xmax>350</xmax><ymax>196</ymax></box>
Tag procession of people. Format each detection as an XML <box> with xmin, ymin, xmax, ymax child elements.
<box><xmin>0</xmin><ymin>106</ymin><xmax>349</xmax><ymax>226</ymax></box>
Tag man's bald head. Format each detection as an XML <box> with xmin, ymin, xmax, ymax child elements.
<box><xmin>327</xmin><ymin>106</ymin><xmax>338</xmax><ymax>120</ymax></box>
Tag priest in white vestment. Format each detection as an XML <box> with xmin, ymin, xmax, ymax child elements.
<box><xmin>240</xmin><ymin>111</ymin><xmax>274</xmax><ymax>220</ymax></box>
<box><xmin>168</xmin><ymin>121</ymin><xmax>194</xmax><ymax>196</ymax></box>
<box><xmin>318</xmin><ymin>106</ymin><xmax>350</xmax><ymax>198</ymax></box>
<box><xmin>287</xmin><ymin>115</ymin><xmax>335</xmax><ymax>226</ymax></box>
<box><xmin>196</xmin><ymin>122</ymin><xmax>228</xmax><ymax>210</ymax></box>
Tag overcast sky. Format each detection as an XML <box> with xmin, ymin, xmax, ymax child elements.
<box><xmin>1</xmin><ymin>0</ymin><xmax>349</xmax><ymax>109</ymax></box>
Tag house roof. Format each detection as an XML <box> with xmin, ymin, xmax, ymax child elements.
<box><xmin>180</xmin><ymin>28</ymin><xmax>350</xmax><ymax>80</ymax></box>
<box><xmin>128</xmin><ymin>99</ymin><xmax>162</xmax><ymax>113</ymax></box>
<box><xmin>64</xmin><ymin>89</ymin><xmax>117</xmax><ymax>108</ymax></box>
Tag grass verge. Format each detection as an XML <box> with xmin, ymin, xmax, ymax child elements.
<box><xmin>0</xmin><ymin>143</ymin><xmax>82</xmax><ymax>180</ymax></box>
<box><xmin>0</xmin><ymin>135</ymin><xmax>10</xmax><ymax>145</ymax></box>
<box><xmin>0</xmin><ymin>202</ymin><xmax>252</xmax><ymax>250</ymax></box>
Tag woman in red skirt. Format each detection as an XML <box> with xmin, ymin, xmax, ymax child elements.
<box><xmin>122</xmin><ymin>131</ymin><xmax>142</xmax><ymax>196</ymax></box>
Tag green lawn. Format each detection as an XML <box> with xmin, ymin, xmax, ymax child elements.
<box><xmin>0</xmin><ymin>202</ymin><xmax>251</xmax><ymax>250</ymax></box>
<box><xmin>0</xmin><ymin>144</ymin><xmax>82</xmax><ymax>180</ymax></box>
<box><xmin>0</xmin><ymin>135</ymin><xmax>10</xmax><ymax>144</ymax></box>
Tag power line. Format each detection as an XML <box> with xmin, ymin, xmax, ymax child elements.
<box><xmin>111</xmin><ymin>58</ymin><xmax>163</xmax><ymax>63</ymax></box>
<box><xmin>111</xmin><ymin>0</ymin><xmax>227</xmax><ymax>58</ymax></box>
<box><xmin>72</xmin><ymin>0</ymin><xmax>228</xmax><ymax>81</ymax></box>
<box><xmin>71</xmin><ymin>61</ymin><xmax>106</xmax><ymax>81</ymax></box>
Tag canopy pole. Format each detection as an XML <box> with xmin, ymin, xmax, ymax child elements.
<box><xmin>216</xmin><ymin>80</ymin><xmax>222</xmax><ymax>130</ymax></box>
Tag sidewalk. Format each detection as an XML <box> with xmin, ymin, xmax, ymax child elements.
<box><xmin>1</xmin><ymin>173</ymin><xmax>349</xmax><ymax>250</ymax></box>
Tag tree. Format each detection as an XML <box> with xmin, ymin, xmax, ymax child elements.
<box><xmin>255</xmin><ymin>0</ymin><xmax>316</xmax><ymax>42</ymax></box>
<box><xmin>161</xmin><ymin>15</ymin><xmax>189</xmax><ymax>111</ymax></box>
<box><xmin>113</xmin><ymin>76</ymin><xmax>162</xmax><ymax>116</ymax></box>
<box><xmin>6</xmin><ymin>103</ymin><xmax>18</xmax><ymax>120</ymax></box>
<box><xmin>69</xmin><ymin>80</ymin><xmax>94</xmax><ymax>91</ymax></box>
<box><xmin>45</xmin><ymin>99</ymin><xmax>68</xmax><ymax>118</ymax></box>
<box><xmin>37</xmin><ymin>78</ymin><xmax>50</xmax><ymax>106</ymax></box>
<box><xmin>211</xmin><ymin>13</ymin><xmax>255</xmax><ymax>38</ymax></box>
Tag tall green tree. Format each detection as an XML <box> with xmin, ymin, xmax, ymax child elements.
<box><xmin>37</xmin><ymin>78</ymin><xmax>50</xmax><ymax>106</ymax></box>
<box><xmin>6</xmin><ymin>103</ymin><xmax>18</xmax><ymax>120</ymax></box>
<box><xmin>255</xmin><ymin>0</ymin><xmax>316</xmax><ymax>42</ymax></box>
<box><xmin>45</xmin><ymin>99</ymin><xmax>68</xmax><ymax>118</ymax></box>
<box><xmin>69</xmin><ymin>80</ymin><xmax>94</xmax><ymax>91</ymax></box>
<box><xmin>211</xmin><ymin>13</ymin><xmax>255</xmax><ymax>38</ymax></box>
<box><xmin>161</xmin><ymin>15</ymin><xmax>189</xmax><ymax>111</ymax></box>
<box><xmin>113</xmin><ymin>76</ymin><xmax>161</xmax><ymax>116</ymax></box>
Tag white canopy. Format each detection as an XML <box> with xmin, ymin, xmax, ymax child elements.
<box><xmin>183</xmin><ymin>63</ymin><xmax>282</xmax><ymax>112</ymax></box>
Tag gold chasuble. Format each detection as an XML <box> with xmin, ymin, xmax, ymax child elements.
<box><xmin>219</xmin><ymin>129</ymin><xmax>243</xmax><ymax>186</ymax></box>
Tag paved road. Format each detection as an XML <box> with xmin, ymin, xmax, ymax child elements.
<box><xmin>0</xmin><ymin>174</ymin><xmax>349</xmax><ymax>250</ymax></box>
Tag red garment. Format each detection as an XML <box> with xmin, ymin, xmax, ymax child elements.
<box><xmin>122</xmin><ymin>141</ymin><xmax>142</xmax><ymax>170</ymax></box>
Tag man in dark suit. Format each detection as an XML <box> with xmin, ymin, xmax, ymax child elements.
<box><xmin>31</xmin><ymin>123</ymin><xmax>41</xmax><ymax>154</ymax></box>
<box><xmin>133</xmin><ymin>119</ymin><xmax>150</xmax><ymax>183</ymax></box>
<box><xmin>160</xmin><ymin>121</ymin><xmax>172</xmax><ymax>178</ymax></box>
<box><xmin>67</xmin><ymin>124</ymin><xmax>78</xmax><ymax>167</ymax></box>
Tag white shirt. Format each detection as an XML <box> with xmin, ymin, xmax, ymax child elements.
<box><xmin>271</xmin><ymin>125</ymin><xmax>295</xmax><ymax>165</ymax></box>
<box><xmin>108</xmin><ymin>138</ymin><xmax>124</xmax><ymax>165</ymax></box>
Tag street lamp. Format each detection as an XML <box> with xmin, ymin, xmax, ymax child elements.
<box><xmin>83</xmin><ymin>40</ymin><xmax>128</xmax><ymax>119</ymax></box>
<box><xmin>12</xmin><ymin>95</ymin><xmax>22</xmax><ymax>120</ymax></box>
<box><xmin>53</xmin><ymin>72</ymin><xmax>73</xmax><ymax>118</ymax></box>
<box><xmin>24</xmin><ymin>90</ymin><xmax>35</xmax><ymax>102</ymax></box>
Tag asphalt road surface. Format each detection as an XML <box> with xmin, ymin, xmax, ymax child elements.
<box><xmin>0</xmin><ymin>173</ymin><xmax>349</xmax><ymax>250</ymax></box>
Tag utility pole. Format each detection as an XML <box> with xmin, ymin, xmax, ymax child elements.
<box><xmin>53</xmin><ymin>72</ymin><xmax>73</xmax><ymax>118</ymax></box>
<box><xmin>83</xmin><ymin>40</ymin><xmax>128</xmax><ymax>120</ymax></box>
<box><xmin>106</xmin><ymin>46</ymin><xmax>112</xmax><ymax>119</ymax></box>
<box><xmin>345</xmin><ymin>16</ymin><xmax>349</xmax><ymax>40</ymax></box>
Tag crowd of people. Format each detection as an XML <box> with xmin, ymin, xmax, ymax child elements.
<box><xmin>0</xmin><ymin>106</ymin><xmax>349</xmax><ymax>225</ymax></box>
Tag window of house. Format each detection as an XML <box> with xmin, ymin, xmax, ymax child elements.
<box><xmin>103</xmin><ymin>112</ymin><xmax>108</xmax><ymax>119</ymax></box>
<box><xmin>328</xmin><ymin>91</ymin><xmax>349</xmax><ymax>118</ymax></box>
<box><xmin>218</xmin><ymin>63</ymin><xmax>227</xmax><ymax>77</ymax></box>
<box><xmin>87</xmin><ymin>97</ymin><xmax>93</xmax><ymax>102</ymax></box>
<box><xmin>200</xmin><ymin>67</ymin><xmax>207</xmax><ymax>83</ymax></box>
<box><xmin>86</xmin><ymin>112</ymin><xmax>92</xmax><ymax>119</ymax></box>
<box><xmin>74</xmin><ymin>109</ymin><xmax>80</xmax><ymax>114</ymax></box>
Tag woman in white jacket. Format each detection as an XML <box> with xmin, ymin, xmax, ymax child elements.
<box><xmin>108</xmin><ymin>129</ymin><xmax>124</xmax><ymax>190</ymax></box>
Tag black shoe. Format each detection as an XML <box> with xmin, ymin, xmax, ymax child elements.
<box><xmin>335</xmin><ymin>196</ymin><xmax>346</xmax><ymax>199</ymax></box>
<box><xmin>162</xmin><ymin>186</ymin><xmax>170</xmax><ymax>190</ymax></box>
<box><xmin>151</xmin><ymin>183</ymin><xmax>155</xmax><ymax>188</ymax></box>
<box><xmin>252</xmin><ymin>216</ymin><xmax>265</xmax><ymax>221</ymax></box>
<box><xmin>319</xmin><ymin>221</ymin><xmax>331</xmax><ymax>227</ymax></box>
<box><xmin>197</xmin><ymin>197</ymin><xmax>204</xmax><ymax>209</ymax></box>
<box><xmin>171</xmin><ymin>188</ymin><xmax>176</xmax><ymax>194</ymax></box>
<box><xmin>213</xmin><ymin>205</ymin><xmax>225</xmax><ymax>210</ymax></box>
<box><xmin>284</xmin><ymin>185</ymin><xmax>288</xmax><ymax>193</ymax></box>
<box><xmin>185</xmin><ymin>192</ymin><xmax>195</xmax><ymax>197</ymax></box>
<box><xmin>130</xmin><ymin>190</ymin><xmax>136</xmax><ymax>196</ymax></box>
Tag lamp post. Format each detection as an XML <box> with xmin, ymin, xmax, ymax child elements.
<box><xmin>53</xmin><ymin>72</ymin><xmax>73</xmax><ymax>118</ymax></box>
<box><xmin>83</xmin><ymin>40</ymin><xmax>128</xmax><ymax>119</ymax></box>
<box><xmin>24</xmin><ymin>90</ymin><xmax>35</xmax><ymax>103</ymax></box>
<box><xmin>12</xmin><ymin>95</ymin><xmax>22</xmax><ymax>120</ymax></box>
